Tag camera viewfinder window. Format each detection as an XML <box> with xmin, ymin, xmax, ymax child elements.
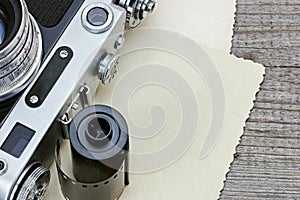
<box><xmin>1</xmin><ymin>123</ymin><xmax>35</xmax><ymax>158</ymax></box>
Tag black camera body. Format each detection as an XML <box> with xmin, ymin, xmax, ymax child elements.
<box><xmin>0</xmin><ymin>0</ymin><xmax>155</xmax><ymax>199</ymax></box>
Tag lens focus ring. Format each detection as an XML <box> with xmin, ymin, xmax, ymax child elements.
<box><xmin>0</xmin><ymin>0</ymin><xmax>42</xmax><ymax>102</ymax></box>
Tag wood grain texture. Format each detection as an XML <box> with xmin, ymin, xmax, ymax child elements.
<box><xmin>220</xmin><ymin>0</ymin><xmax>300</xmax><ymax>199</ymax></box>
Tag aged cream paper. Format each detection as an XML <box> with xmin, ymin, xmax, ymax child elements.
<box><xmin>140</xmin><ymin>0</ymin><xmax>236</xmax><ymax>52</ymax></box>
<box><xmin>116</xmin><ymin>47</ymin><xmax>264</xmax><ymax>200</ymax></box>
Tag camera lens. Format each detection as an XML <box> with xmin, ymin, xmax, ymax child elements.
<box><xmin>0</xmin><ymin>0</ymin><xmax>42</xmax><ymax>103</ymax></box>
<box><xmin>0</xmin><ymin>19</ymin><xmax>5</xmax><ymax>45</ymax></box>
<box><xmin>0</xmin><ymin>5</ymin><xmax>8</xmax><ymax>46</ymax></box>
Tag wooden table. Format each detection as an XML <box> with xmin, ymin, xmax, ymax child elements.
<box><xmin>220</xmin><ymin>0</ymin><xmax>300</xmax><ymax>199</ymax></box>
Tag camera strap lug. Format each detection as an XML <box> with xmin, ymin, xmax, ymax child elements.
<box><xmin>59</xmin><ymin>85</ymin><xmax>92</xmax><ymax>139</ymax></box>
<box><xmin>79</xmin><ymin>85</ymin><xmax>92</xmax><ymax>107</ymax></box>
<box><xmin>59</xmin><ymin>116</ymin><xmax>72</xmax><ymax>139</ymax></box>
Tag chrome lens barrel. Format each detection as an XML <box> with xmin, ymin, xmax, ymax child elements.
<box><xmin>0</xmin><ymin>0</ymin><xmax>42</xmax><ymax>102</ymax></box>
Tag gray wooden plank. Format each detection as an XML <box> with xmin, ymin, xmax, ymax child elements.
<box><xmin>220</xmin><ymin>0</ymin><xmax>300</xmax><ymax>199</ymax></box>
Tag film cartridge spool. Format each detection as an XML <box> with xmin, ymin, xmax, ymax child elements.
<box><xmin>56</xmin><ymin>105</ymin><xmax>129</xmax><ymax>200</ymax></box>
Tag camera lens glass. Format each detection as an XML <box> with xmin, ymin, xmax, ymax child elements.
<box><xmin>0</xmin><ymin>5</ymin><xmax>7</xmax><ymax>46</ymax></box>
<box><xmin>0</xmin><ymin>2</ymin><xmax>14</xmax><ymax>49</ymax></box>
<box><xmin>0</xmin><ymin>19</ymin><xmax>5</xmax><ymax>45</ymax></box>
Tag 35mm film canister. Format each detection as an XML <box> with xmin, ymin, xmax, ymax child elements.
<box><xmin>57</xmin><ymin>105</ymin><xmax>129</xmax><ymax>200</ymax></box>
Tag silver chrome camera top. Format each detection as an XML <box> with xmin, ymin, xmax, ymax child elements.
<box><xmin>0</xmin><ymin>0</ymin><xmax>156</xmax><ymax>199</ymax></box>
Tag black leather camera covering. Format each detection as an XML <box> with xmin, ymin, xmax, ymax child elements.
<box><xmin>25</xmin><ymin>0</ymin><xmax>73</xmax><ymax>27</ymax></box>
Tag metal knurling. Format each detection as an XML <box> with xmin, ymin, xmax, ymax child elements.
<box><xmin>16</xmin><ymin>166</ymin><xmax>50</xmax><ymax>200</ymax></box>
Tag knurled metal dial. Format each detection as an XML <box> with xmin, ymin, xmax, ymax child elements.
<box><xmin>115</xmin><ymin>0</ymin><xmax>156</xmax><ymax>28</ymax></box>
<box><xmin>98</xmin><ymin>53</ymin><xmax>119</xmax><ymax>85</ymax></box>
<box><xmin>15</xmin><ymin>166</ymin><xmax>50</xmax><ymax>200</ymax></box>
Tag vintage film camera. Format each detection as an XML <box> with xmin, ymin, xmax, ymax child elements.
<box><xmin>0</xmin><ymin>0</ymin><xmax>155</xmax><ymax>199</ymax></box>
